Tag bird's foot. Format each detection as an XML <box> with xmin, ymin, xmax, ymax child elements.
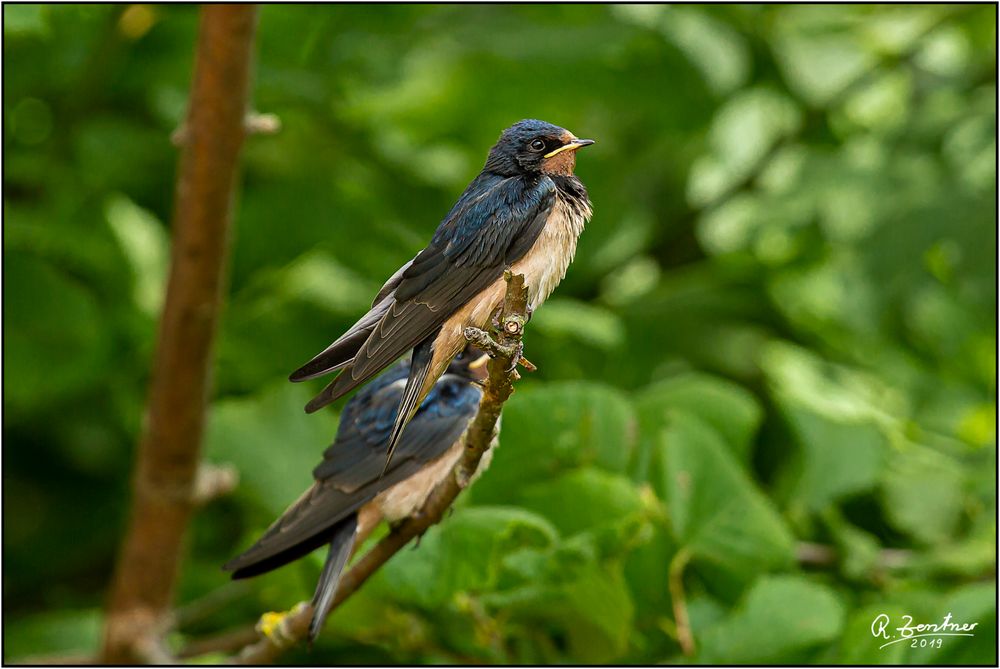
<box><xmin>463</xmin><ymin>327</ymin><xmax>514</xmax><ymax>359</ymax></box>
<box><xmin>463</xmin><ymin>326</ymin><xmax>536</xmax><ymax>374</ymax></box>
<box><xmin>490</xmin><ymin>305</ymin><xmax>504</xmax><ymax>332</ymax></box>
<box><xmin>256</xmin><ymin>601</ymin><xmax>309</xmax><ymax>648</ymax></box>
<box><xmin>505</xmin><ymin>341</ymin><xmax>524</xmax><ymax>374</ymax></box>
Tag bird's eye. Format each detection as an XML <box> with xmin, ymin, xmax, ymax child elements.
<box><xmin>529</xmin><ymin>139</ymin><xmax>546</xmax><ymax>152</ymax></box>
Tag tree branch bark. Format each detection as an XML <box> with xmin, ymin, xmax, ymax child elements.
<box><xmin>101</xmin><ymin>5</ymin><xmax>259</xmax><ymax>663</ymax></box>
<box><xmin>231</xmin><ymin>272</ymin><xmax>530</xmax><ymax>664</ymax></box>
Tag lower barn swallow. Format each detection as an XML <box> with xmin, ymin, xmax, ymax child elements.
<box><xmin>290</xmin><ymin>119</ymin><xmax>593</xmax><ymax>467</ymax></box>
<box><xmin>224</xmin><ymin>348</ymin><xmax>492</xmax><ymax>640</ymax></box>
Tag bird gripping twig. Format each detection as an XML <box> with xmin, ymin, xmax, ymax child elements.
<box><xmin>231</xmin><ymin>271</ymin><xmax>530</xmax><ymax>664</ymax></box>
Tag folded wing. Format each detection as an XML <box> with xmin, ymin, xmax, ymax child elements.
<box><xmin>290</xmin><ymin>173</ymin><xmax>555</xmax><ymax>412</ymax></box>
<box><xmin>223</xmin><ymin>365</ymin><xmax>481</xmax><ymax>577</ymax></box>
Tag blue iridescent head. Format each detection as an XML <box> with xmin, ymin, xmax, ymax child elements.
<box><xmin>484</xmin><ymin>119</ymin><xmax>594</xmax><ymax>177</ymax></box>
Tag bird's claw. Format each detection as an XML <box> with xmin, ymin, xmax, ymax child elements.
<box><xmin>490</xmin><ymin>305</ymin><xmax>504</xmax><ymax>331</ymax></box>
<box><xmin>464</xmin><ymin>326</ymin><xmax>535</xmax><ymax>374</ymax></box>
<box><xmin>412</xmin><ymin>530</ymin><xmax>428</xmax><ymax>550</ymax></box>
<box><xmin>505</xmin><ymin>342</ymin><xmax>524</xmax><ymax>374</ymax></box>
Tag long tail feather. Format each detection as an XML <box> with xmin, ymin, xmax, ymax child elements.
<box><xmin>303</xmin><ymin>366</ymin><xmax>363</xmax><ymax>414</ymax></box>
<box><xmin>309</xmin><ymin>515</ymin><xmax>358</xmax><ymax>641</ymax></box>
<box><xmin>226</xmin><ymin>518</ymin><xmax>336</xmax><ymax>579</ymax></box>
<box><xmin>382</xmin><ymin>335</ymin><xmax>435</xmax><ymax>474</ymax></box>
<box><xmin>289</xmin><ymin>297</ymin><xmax>393</xmax><ymax>382</ymax></box>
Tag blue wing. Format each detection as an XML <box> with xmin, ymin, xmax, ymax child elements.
<box><xmin>224</xmin><ymin>361</ymin><xmax>481</xmax><ymax>577</ymax></box>
<box><xmin>292</xmin><ymin>172</ymin><xmax>555</xmax><ymax>410</ymax></box>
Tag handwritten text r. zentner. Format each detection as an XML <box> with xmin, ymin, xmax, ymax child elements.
<box><xmin>872</xmin><ymin>613</ymin><xmax>978</xmax><ymax>650</ymax></box>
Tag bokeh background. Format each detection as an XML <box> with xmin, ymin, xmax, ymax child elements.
<box><xmin>3</xmin><ymin>4</ymin><xmax>996</xmax><ymax>664</ymax></box>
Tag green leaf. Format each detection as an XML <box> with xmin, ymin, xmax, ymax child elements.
<box><xmin>272</xmin><ymin>250</ymin><xmax>381</xmax><ymax>316</ymax></box>
<box><xmin>658</xmin><ymin>7</ymin><xmax>750</xmax><ymax>95</ymax></box>
<box><xmin>105</xmin><ymin>194</ymin><xmax>168</xmax><ymax>317</ymax></box>
<box><xmin>557</xmin><ymin>562</ymin><xmax>635</xmax><ymax>662</ymax></box>
<box><xmin>4</xmin><ymin>608</ymin><xmax>100</xmax><ymax>662</ymax></box>
<box><xmin>688</xmin><ymin>87</ymin><xmax>801</xmax><ymax>206</ymax></box>
<box><xmin>501</xmin><ymin>558</ymin><xmax>636</xmax><ymax>663</ymax></box>
<box><xmin>3</xmin><ymin>254</ymin><xmax>107</xmax><ymax>417</ymax></box>
<box><xmin>516</xmin><ymin>468</ymin><xmax>647</xmax><ymax>538</ymax></box>
<box><xmin>921</xmin><ymin>582</ymin><xmax>997</xmax><ymax>664</ymax></box>
<box><xmin>698</xmin><ymin>575</ymin><xmax>845</xmax><ymax>663</ymax></box>
<box><xmin>830</xmin><ymin>603</ymin><xmax>909</xmax><ymax>664</ymax></box>
<box><xmin>761</xmin><ymin>340</ymin><xmax>905</xmax><ymax>429</ymax></box>
<box><xmin>623</xmin><ymin>522</ymin><xmax>678</xmax><ymax>623</ymax></box>
<box><xmin>780</xmin><ymin>406</ymin><xmax>888</xmax><ymax>511</ymax></box>
<box><xmin>468</xmin><ymin>382</ymin><xmax>637</xmax><ymax>504</ymax></box>
<box><xmin>659</xmin><ymin>412</ymin><xmax>794</xmax><ymax>578</ymax></box>
<box><xmin>635</xmin><ymin>372</ymin><xmax>763</xmax><ymax>461</ymax></box>
<box><xmin>204</xmin><ymin>382</ymin><xmax>337</xmax><ymax>517</ymax></box>
<box><xmin>881</xmin><ymin>445</ymin><xmax>965</xmax><ymax>544</ymax></box>
<box><xmin>3</xmin><ymin>5</ymin><xmax>49</xmax><ymax>37</ymax></box>
<box><xmin>530</xmin><ymin>297</ymin><xmax>627</xmax><ymax>351</ymax></box>
<box><xmin>918</xmin><ymin>517</ymin><xmax>997</xmax><ymax>578</ymax></box>
<box><xmin>822</xmin><ymin>509</ymin><xmax>883</xmax><ymax>582</ymax></box>
<box><xmin>771</xmin><ymin>7</ymin><xmax>877</xmax><ymax>106</ymax></box>
<box><xmin>376</xmin><ymin>506</ymin><xmax>558</xmax><ymax>609</ymax></box>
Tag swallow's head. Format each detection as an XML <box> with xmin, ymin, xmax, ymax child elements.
<box><xmin>448</xmin><ymin>345</ymin><xmax>490</xmax><ymax>383</ymax></box>
<box><xmin>485</xmin><ymin>119</ymin><xmax>594</xmax><ymax>177</ymax></box>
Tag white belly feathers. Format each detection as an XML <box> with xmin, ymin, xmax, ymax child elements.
<box><xmin>513</xmin><ymin>193</ymin><xmax>591</xmax><ymax>311</ymax></box>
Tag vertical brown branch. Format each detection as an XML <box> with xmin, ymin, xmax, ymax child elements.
<box><xmin>101</xmin><ymin>6</ymin><xmax>259</xmax><ymax>664</ymax></box>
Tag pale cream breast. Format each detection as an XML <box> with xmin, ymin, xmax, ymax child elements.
<box><xmin>511</xmin><ymin>194</ymin><xmax>590</xmax><ymax>311</ymax></box>
<box><xmin>374</xmin><ymin>428</ymin><xmax>498</xmax><ymax>523</ymax></box>
<box><xmin>439</xmin><ymin>192</ymin><xmax>591</xmax><ymax>341</ymax></box>
<box><xmin>399</xmin><ymin>189</ymin><xmax>591</xmax><ymax>464</ymax></box>
<box><xmin>375</xmin><ymin>440</ymin><xmax>463</xmax><ymax>522</ymax></box>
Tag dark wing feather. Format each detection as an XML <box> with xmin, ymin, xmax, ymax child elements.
<box><xmin>289</xmin><ymin>295</ymin><xmax>394</xmax><ymax>382</ymax></box>
<box><xmin>224</xmin><ymin>369</ymin><xmax>481</xmax><ymax>576</ymax></box>
<box><xmin>302</xmin><ymin>173</ymin><xmax>555</xmax><ymax>412</ymax></box>
<box><xmin>314</xmin><ymin>372</ymin><xmax>480</xmax><ymax>487</ymax></box>
<box><xmin>383</xmin><ymin>334</ymin><xmax>437</xmax><ymax>473</ymax></box>
<box><xmin>309</xmin><ymin>514</ymin><xmax>358</xmax><ymax>641</ymax></box>
<box><xmin>371</xmin><ymin>259</ymin><xmax>414</xmax><ymax>307</ymax></box>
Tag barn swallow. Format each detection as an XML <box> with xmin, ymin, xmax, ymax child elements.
<box><xmin>223</xmin><ymin>348</ymin><xmax>492</xmax><ymax>641</ymax></box>
<box><xmin>290</xmin><ymin>119</ymin><xmax>593</xmax><ymax>469</ymax></box>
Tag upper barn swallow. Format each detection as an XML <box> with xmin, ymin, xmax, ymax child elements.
<box><xmin>290</xmin><ymin>119</ymin><xmax>593</xmax><ymax>468</ymax></box>
<box><xmin>224</xmin><ymin>347</ymin><xmax>492</xmax><ymax>640</ymax></box>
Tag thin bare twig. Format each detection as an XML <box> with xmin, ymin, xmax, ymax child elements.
<box><xmin>796</xmin><ymin>541</ymin><xmax>915</xmax><ymax>571</ymax></box>
<box><xmin>668</xmin><ymin>547</ymin><xmax>694</xmax><ymax>657</ymax></box>
<box><xmin>230</xmin><ymin>272</ymin><xmax>530</xmax><ymax>664</ymax></box>
<box><xmin>177</xmin><ymin>626</ymin><xmax>262</xmax><ymax>660</ymax></box>
<box><xmin>100</xmin><ymin>6</ymin><xmax>259</xmax><ymax>663</ymax></box>
<box><xmin>13</xmin><ymin>653</ymin><xmax>95</xmax><ymax>666</ymax></box>
<box><xmin>171</xmin><ymin>581</ymin><xmax>255</xmax><ymax>631</ymax></box>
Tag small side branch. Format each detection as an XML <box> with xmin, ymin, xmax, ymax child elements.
<box><xmin>668</xmin><ymin>548</ymin><xmax>694</xmax><ymax>657</ymax></box>
<box><xmin>231</xmin><ymin>272</ymin><xmax>530</xmax><ymax>664</ymax></box>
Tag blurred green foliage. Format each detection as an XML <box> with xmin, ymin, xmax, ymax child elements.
<box><xmin>3</xmin><ymin>4</ymin><xmax>996</xmax><ymax>664</ymax></box>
